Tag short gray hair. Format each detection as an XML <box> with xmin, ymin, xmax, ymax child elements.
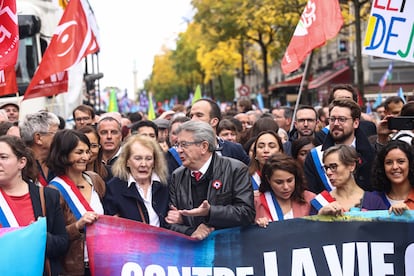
<box><xmin>176</xmin><ymin>121</ymin><xmax>216</xmax><ymax>152</ymax></box>
<box><xmin>19</xmin><ymin>111</ymin><xmax>60</xmax><ymax>146</ymax></box>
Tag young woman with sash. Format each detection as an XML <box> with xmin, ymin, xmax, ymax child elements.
<box><xmin>255</xmin><ymin>153</ymin><xmax>315</xmax><ymax>227</ymax></box>
<box><xmin>47</xmin><ymin>129</ymin><xmax>105</xmax><ymax>276</ymax></box>
<box><xmin>371</xmin><ymin>140</ymin><xmax>414</xmax><ymax>214</ymax></box>
<box><xmin>248</xmin><ymin>131</ymin><xmax>283</xmax><ymax>192</ymax></box>
<box><xmin>0</xmin><ymin>136</ymin><xmax>68</xmax><ymax>275</ymax></box>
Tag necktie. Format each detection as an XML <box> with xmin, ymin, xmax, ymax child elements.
<box><xmin>193</xmin><ymin>171</ymin><xmax>202</xmax><ymax>181</ymax></box>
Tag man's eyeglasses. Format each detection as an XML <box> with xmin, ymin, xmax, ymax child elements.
<box><xmin>323</xmin><ymin>163</ymin><xmax>339</xmax><ymax>172</ymax></box>
<box><xmin>328</xmin><ymin>117</ymin><xmax>353</xmax><ymax>124</ymax></box>
<box><xmin>75</xmin><ymin>116</ymin><xmax>91</xmax><ymax>122</ymax></box>
<box><xmin>174</xmin><ymin>141</ymin><xmax>202</xmax><ymax>149</ymax></box>
<box><xmin>90</xmin><ymin>143</ymin><xmax>101</xmax><ymax>149</ymax></box>
<box><xmin>296</xmin><ymin>118</ymin><xmax>316</xmax><ymax>123</ymax></box>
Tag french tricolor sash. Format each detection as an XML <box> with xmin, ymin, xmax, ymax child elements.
<box><xmin>50</xmin><ymin>175</ymin><xmax>93</xmax><ymax>220</ymax></box>
<box><xmin>168</xmin><ymin>147</ymin><xmax>182</xmax><ymax>166</ymax></box>
<box><xmin>251</xmin><ymin>171</ymin><xmax>261</xmax><ymax>191</ymax></box>
<box><xmin>310</xmin><ymin>145</ymin><xmax>334</xmax><ymax>191</ymax></box>
<box><xmin>0</xmin><ymin>190</ymin><xmax>19</xmax><ymax>227</ymax></box>
<box><xmin>310</xmin><ymin>190</ymin><xmax>336</xmax><ymax>211</ymax></box>
<box><xmin>263</xmin><ymin>191</ymin><xmax>284</xmax><ymax>221</ymax></box>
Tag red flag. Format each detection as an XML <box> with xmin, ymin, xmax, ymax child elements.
<box><xmin>281</xmin><ymin>0</ymin><xmax>343</xmax><ymax>74</ymax></box>
<box><xmin>0</xmin><ymin>0</ymin><xmax>19</xmax><ymax>69</ymax></box>
<box><xmin>23</xmin><ymin>0</ymin><xmax>100</xmax><ymax>100</ymax></box>
<box><xmin>0</xmin><ymin>66</ymin><xmax>18</xmax><ymax>96</ymax></box>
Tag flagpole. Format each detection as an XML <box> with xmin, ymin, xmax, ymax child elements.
<box><xmin>290</xmin><ymin>54</ymin><xmax>311</xmax><ymax>133</ymax></box>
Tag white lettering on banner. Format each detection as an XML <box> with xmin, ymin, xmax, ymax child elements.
<box><xmin>371</xmin><ymin>242</ymin><xmax>394</xmax><ymax>276</ymax></box>
<box><xmin>0</xmin><ymin>25</ymin><xmax>11</xmax><ymax>43</ymax></box>
<box><xmin>120</xmin><ymin>242</ymin><xmax>414</xmax><ymax>276</ymax></box>
<box><xmin>291</xmin><ymin>248</ymin><xmax>316</xmax><ymax>276</ymax></box>
<box><xmin>406</xmin><ymin>243</ymin><xmax>414</xmax><ymax>276</ymax></box>
<box><xmin>0</xmin><ymin>70</ymin><xmax>4</xmax><ymax>83</ymax></box>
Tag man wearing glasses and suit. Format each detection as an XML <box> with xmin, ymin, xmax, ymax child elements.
<box><xmin>166</xmin><ymin>121</ymin><xmax>255</xmax><ymax>240</ymax></box>
<box><xmin>304</xmin><ymin>98</ymin><xmax>376</xmax><ymax>194</ymax></box>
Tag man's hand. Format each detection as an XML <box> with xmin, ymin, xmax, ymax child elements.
<box><xmin>377</xmin><ymin>115</ymin><xmax>396</xmax><ymax>144</ymax></box>
<box><xmin>191</xmin><ymin>223</ymin><xmax>214</xmax><ymax>240</ymax></box>
<box><xmin>181</xmin><ymin>200</ymin><xmax>211</xmax><ymax>217</ymax></box>
<box><xmin>165</xmin><ymin>205</ymin><xmax>183</xmax><ymax>224</ymax></box>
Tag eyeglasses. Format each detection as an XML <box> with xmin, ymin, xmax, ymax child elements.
<box><xmin>174</xmin><ymin>141</ymin><xmax>202</xmax><ymax>149</ymax></box>
<box><xmin>99</xmin><ymin>130</ymin><xmax>120</xmax><ymax>136</ymax></box>
<box><xmin>328</xmin><ymin>117</ymin><xmax>353</xmax><ymax>124</ymax></box>
<box><xmin>75</xmin><ymin>116</ymin><xmax>91</xmax><ymax>122</ymax></box>
<box><xmin>90</xmin><ymin>143</ymin><xmax>101</xmax><ymax>149</ymax></box>
<box><xmin>296</xmin><ymin>118</ymin><xmax>316</xmax><ymax>123</ymax></box>
<box><xmin>323</xmin><ymin>163</ymin><xmax>339</xmax><ymax>172</ymax></box>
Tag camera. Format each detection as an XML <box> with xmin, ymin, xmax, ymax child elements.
<box><xmin>387</xmin><ymin>116</ymin><xmax>414</xmax><ymax>130</ymax></box>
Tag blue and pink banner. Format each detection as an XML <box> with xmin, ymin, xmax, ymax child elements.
<box><xmin>87</xmin><ymin>213</ymin><xmax>414</xmax><ymax>275</ymax></box>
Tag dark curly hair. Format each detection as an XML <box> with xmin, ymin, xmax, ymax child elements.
<box><xmin>47</xmin><ymin>129</ymin><xmax>91</xmax><ymax>176</ymax></box>
<box><xmin>259</xmin><ymin>153</ymin><xmax>307</xmax><ymax>204</ymax></box>
<box><xmin>371</xmin><ymin>140</ymin><xmax>414</xmax><ymax>193</ymax></box>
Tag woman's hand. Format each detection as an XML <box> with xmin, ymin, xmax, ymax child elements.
<box><xmin>256</xmin><ymin>217</ymin><xmax>270</xmax><ymax>228</ymax></box>
<box><xmin>75</xmin><ymin>212</ymin><xmax>99</xmax><ymax>230</ymax></box>
<box><xmin>318</xmin><ymin>202</ymin><xmax>343</xmax><ymax>216</ymax></box>
<box><xmin>165</xmin><ymin>205</ymin><xmax>183</xmax><ymax>224</ymax></box>
<box><xmin>389</xmin><ymin>202</ymin><xmax>409</xmax><ymax>216</ymax></box>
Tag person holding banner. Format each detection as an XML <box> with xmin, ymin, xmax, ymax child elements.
<box><xmin>47</xmin><ymin>129</ymin><xmax>105</xmax><ymax>276</ymax></box>
<box><xmin>371</xmin><ymin>140</ymin><xmax>414</xmax><ymax>214</ymax></box>
<box><xmin>248</xmin><ymin>130</ymin><xmax>284</xmax><ymax>192</ymax></box>
<box><xmin>104</xmin><ymin>135</ymin><xmax>169</xmax><ymax>227</ymax></box>
<box><xmin>255</xmin><ymin>153</ymin><xmax>315</xmax><ymax>227</ymax></box>
<box><xmin>0</xmin><ymin>135</ymin><xmax>68</xmax><ymax>276</ymax></box>
<box><xmin>312</xmin><ymin>145</ymin><xmax>387</xmax><ymax>216</ymax></box>
<box><xmin>166</xmin><ymin>121</ymin><xmax>255</xmax><ymax>240</ymax></box>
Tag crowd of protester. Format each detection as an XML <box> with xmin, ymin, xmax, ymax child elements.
<box><xmin>0</xmin><ymin>83</ymin><xmax>414</xmax><ymax>275</ymax></box>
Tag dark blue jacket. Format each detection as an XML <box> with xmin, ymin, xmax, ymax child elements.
<box><xmin>217</xmin><ymin>139</ymin><xmax>250</xmax><ymax>165</ymax></box>
<box><xmin>103</xmin><ymin>177</ymin><xmax>169</xmax><ymax>228</ymax></box>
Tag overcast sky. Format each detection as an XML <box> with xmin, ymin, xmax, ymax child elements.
<box><xmin>88</xmin><ymin>0</ymin><xmax>194</xmax><ymax>97</ymax></box>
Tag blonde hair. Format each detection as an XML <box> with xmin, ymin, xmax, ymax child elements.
<box><xmin>112</xmin><ymin>135</ymin><xmax>168</xmax><ymax>183</ymax></box>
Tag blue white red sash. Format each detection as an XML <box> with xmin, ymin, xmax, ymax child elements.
<box><xmin>263</xmin><ymin>191</ymin><xmax>284</xmax><ymax>221</ymax></box>
<box><xmin>0</xmin><ymin>189</ymin><xmax>19</xmax><ymax>227</ymax></box>
<box><xmin>310</xmin><ymin>145</ymin><xmax>334</xmax><ymax>191</ymax></box>
<box><xmin>251</xmin><ymin>171</ymin><xmax>261</xmax><ymax>191</ymax></box>
<box><xmin>168</xmin><ymin>147</ymin><xmax>182</xmax><ymax>166</ymax></box>
<box><xmin>310</xmin><ymin>190</ymin><xmax>335</xmax><ymax>211</ymax></box>
<box><xmin>50</xmin><ymin>175</ymin><xmax>93</xmax><ymax>220</ymax></box>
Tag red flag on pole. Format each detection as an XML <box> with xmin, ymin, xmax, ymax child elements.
<box><xmin>0</xmin><ymin>0</ymin><xmax>19</xmax><ymax>95</ymax></box>
<box><xmin>23</xmin><ymin>0</ymin><xmax>100</xmax><ymax>100</ymax></box>
<box><xmin>281</xmin><ymin>0</ymin><xmax>343</xmax><ymax>74</ymax></box>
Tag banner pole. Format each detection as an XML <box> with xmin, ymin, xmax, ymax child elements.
<box><xmin>290</xmin><ymin>54</ymin><xmax>311</xmax><ymax>133</ymax></box>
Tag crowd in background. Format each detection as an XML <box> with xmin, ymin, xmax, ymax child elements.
<box><xmin>0</xmin><ymin>83</ymin><xmax>414</xmax><ymax>275</ymax></box>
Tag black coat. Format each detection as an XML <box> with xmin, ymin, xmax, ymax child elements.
<box><xmin>29</xmin><ymin>182</ymin><xmax>69</xmax><ymax>276</ymax></box>
<box><xmin>103</xmin><ymin>177</ymin><xmax>169</xmax><ymax>228</ymax></box>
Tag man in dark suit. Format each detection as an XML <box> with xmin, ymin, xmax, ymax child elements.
<box><xmin>189</xmin><ymin>98</ymin><xmax>250</xmax><ymax>165</ymax></box>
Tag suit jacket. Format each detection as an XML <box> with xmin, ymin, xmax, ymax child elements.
<box><xmin>304</xmin><ymin>128</ymin><xmax>376</xmax><ymax>194</ymax></box>
<box><xmin>104</xmin><ymin>177</ymin><xmax>169</xmax><ymax>227</ymax></box>
<box><xmin>169</xmin><ymin>153</ymin><xmax>255</xmax><ymax>235</ymax></box>
<box><xmin>217</xmin><ymin>139</ymin><xmax>250</xmax><ymax>165</ymax></box>
<box><xmin>29</xmin><ymin>182</ymin><xmax>69</xmax><ymax>276</ymax></box>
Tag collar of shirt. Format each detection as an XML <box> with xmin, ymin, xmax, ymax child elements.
<box><xmin>192</xmin><ymin>154</ymin><xmax>213</xmax><ymax>176</ymax></box>
<box><xmin>127</xmin><ymin>172</ymin><xmax>161</xmax><ymax>188</ymax></box>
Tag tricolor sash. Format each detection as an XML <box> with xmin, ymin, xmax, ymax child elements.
<box><xmin>0</xmin><ymin>190</ymin><xmax>19</xmax><ymax>227</ymax></box>
<box><xmin>263</xmin><ymin>191</ymin><xmax>284</xmax><ymax>221</ymax></box>
<box><xmin>310</xmin><ymin>190</ymin><xmax>336</xmax><ymax>211</ymax></box>
<box><xmin>50</xmin><ymin>175</ymin><xmax>93</xmax><ymax>220</ymax></box>
<box><xmin>168</xmin><ymin>147</ymin><xmax>182</xmax><ymax>166</ymax></box>
<box><xmin>251</xmin><ymin>171</ymin><xmax>261</xmax><ymax>191</ymax></box>
<box><xmin>310</xmin><ymin>145</ymin><xmax>334</xmax><ymax>191</ymax></box>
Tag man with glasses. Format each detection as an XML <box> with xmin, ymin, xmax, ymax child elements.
<box><xmin>19</xmin><ymin>111</ymin><xmax>60</xmax><ymax>186</ymax></box>
<box><xmin>304</xmin><ymin>98</ymin><xmax>376</xmax><ymax>194</ymax></box>
<box><xmin>72</xmin><ymin>104</ymin><xmax>95</xmax><ymax>129</ymax></box>
<box><xmin>166</xmin><ymin>121</ymin><xmax>255</xmax><ymax>240</ymax></box>
<box><xmin>97</xmin><ymin>115</ymin><xmax>123</xmax><ymax>166</ymax></box>
<box><xmin>283</xmin><ymin>105</ymin><xmax>318</xmax><ymax>156</ymax></box>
